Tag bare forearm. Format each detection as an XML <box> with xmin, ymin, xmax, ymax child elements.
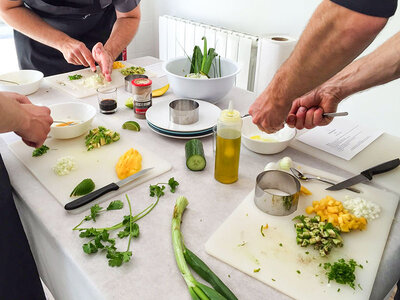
<box><xmin>0</xmin><ymin>5</ymin><xmax>72</xmax><ymax>50</ymax></box>
<box><xmin>324</xmin><ymin>32</ymin><xmax>400</xmax><ymax>99</ymax></box>
<box><xmin>265</xmin><ymin>0</ymin><xmax>387</xmax><ymax>107</ymax></box>
<box><xmin>104</xmin><ymin>10</ymin><xmax>140</xmax><ymax>60</ymax></box>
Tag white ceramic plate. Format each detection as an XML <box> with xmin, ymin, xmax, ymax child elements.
<box><xmin>145</xmin><ymin>99</ymin><xmax>221</xmax><ymax>132</ymax></box>
<box><xmin>147</xmin><ymin>122</ymin><xmax>213</xmax><ymax>139</ymax></box>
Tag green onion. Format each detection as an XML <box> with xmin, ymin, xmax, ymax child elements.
<box><xmin>172</xmin><ymin>196</ymin><xmax>237</xmax><ymax>300</ymax></box>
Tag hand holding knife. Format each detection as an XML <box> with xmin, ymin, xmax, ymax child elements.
<box><xmin>326</xmin><ymin>158</ymin><xmax>400</xmax><ymax>191</ymax></box>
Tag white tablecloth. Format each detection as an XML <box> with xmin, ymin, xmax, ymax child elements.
<box><xmin>1</xmin><ymin>56</ymin><xmax>398</xmax><ymax>300</ymax></box>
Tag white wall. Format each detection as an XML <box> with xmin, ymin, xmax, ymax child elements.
<box><xmin>131</xmin><ymin>0</ymin><xmax>400</xmax><ymax>137</ymax></box>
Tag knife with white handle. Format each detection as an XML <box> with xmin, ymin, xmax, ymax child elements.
<box><xmin>64</xmin><ymin>167</ymin><xmax>153</xmax><ymax>210</ymax></box>
<box><xmin>326</xmin><ymin>158</ymin><xmax>400</xmax><ymax>191</ymax></box>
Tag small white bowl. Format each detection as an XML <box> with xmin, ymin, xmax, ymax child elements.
<box><xmin>49</xmin><ymin>102</ymin><xmax>96</xmax><ymax>139</ymax></box>
<box><xmin>242</xmin><ymin>117</ymin><xmax>296</xmax><ymax>154</ymax></box>
<box><xmin>0</xmin><ymin>70</ymin><xmax>44</xmax><ymax>95</ymax></box>
<box><xmin>163</xmin><ymin>56</ymin><xmax>240</xmax><ymax>103</ymax></box>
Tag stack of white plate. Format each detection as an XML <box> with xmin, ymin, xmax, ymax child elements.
<box><xmin>146</xmin><ymin>99</ymin><xmax>221</xmax><ymax>139</ymax></box>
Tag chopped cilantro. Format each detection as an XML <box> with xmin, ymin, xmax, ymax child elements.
<box><xmin>323</xmin><ymin>258</ymin><xmax>362</xmax><ymax>289</ymax></box>
<box><xmin>32</xmin><ymin>144</ymin><xmax>49</xmax><ymax>157</ymax></box>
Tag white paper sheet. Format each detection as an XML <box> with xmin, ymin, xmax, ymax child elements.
<box><xmin>295</xmin><ymin>118</ymin><xmax>383</xmax><ymax>160</ymax></box>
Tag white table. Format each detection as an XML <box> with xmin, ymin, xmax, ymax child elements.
<box><xmin>1</xmin><ymin>56</ymin><xmax>398</xmax><ymax>300</ymax></box>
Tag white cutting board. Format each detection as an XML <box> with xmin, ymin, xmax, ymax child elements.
<box><xmin>8</xmin><ymin>130</ymin><xmax>171</xmax><ymax>212</ymax></box>
<box><xmin>205</xmin><ymin>163</ymin><xmax>399</xmax><ymax>300</ymax></box>
<box><xmin>45</xmin><ymin>62</ymin><xmax>158</xmax><ymax>99</ymax></box>
<box><xmin>290</xmin><ymin>132</ymin><xmax>400</xmax><ymax>195</ymax></box>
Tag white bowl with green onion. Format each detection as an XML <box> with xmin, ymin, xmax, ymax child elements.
<box><xmin>163</xmin><ymin>56</ymin><xmax>240</xmax><ymax>103</ymax></box>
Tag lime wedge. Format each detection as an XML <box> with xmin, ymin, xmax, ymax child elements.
<box><xmin>125</xmin><ymin>97</ymin><xmax>133</xmax><ymax>109</ymax></box>
<box><xmin>122</xmin><ymin>121</ymin><xmax>140</xmax><ymax>131</ymax></box>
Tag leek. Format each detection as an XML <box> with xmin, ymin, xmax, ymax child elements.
<box><xmin>187</xmin><ymin>37</ymin><xmax>221</xmax><ymax>78</ymax></box>
<box><xmin>172</xmin><ymin>196</ymin><xmax>237</xmax><ymax>300</ymax></box>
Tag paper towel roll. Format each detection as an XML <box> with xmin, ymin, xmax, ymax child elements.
<box><xmin>254</xmin><ymin>36</ymin><xmax>297</xmax><ymax>95</ymax></box>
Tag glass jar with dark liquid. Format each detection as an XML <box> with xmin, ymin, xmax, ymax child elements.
<box><xmin>99</xmin><ymin>99</ymin><xmax>117</xmax><ymax>114</ymax></box>
<box><xmin>97</xmin><ymin>87</ymin><xmax>117</xmax><ymax>114</ymax></box>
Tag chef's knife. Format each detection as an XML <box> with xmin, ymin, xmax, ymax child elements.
<box><xmin>64</xmin><ymin>167</ymin><xmax>153</xmax><ymax>210</ymax></box>
<box><xmin>326</xmin><ymin>158</ymin><xmax>400</xmax><ymax>191</ymax></box>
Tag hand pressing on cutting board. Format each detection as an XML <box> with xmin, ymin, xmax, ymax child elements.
<box><xmin>92</xmin><ymin>42</ymin><xmax>114</xmax><ymax>82</ymax></box>
<box><xmin>286</xmin><ymin>86</ymin><xmax>341</xmax><ymax>130</ymax></box>
<box><xmin>0</xmin><ymin>92</ymin><xmax>53</xmax><ymax>148</ymax></box>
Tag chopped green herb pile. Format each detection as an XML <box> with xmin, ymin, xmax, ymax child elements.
<box><xmin>70</xmin><ymin>178</ymin><xmax>95</xmax><ymax>197</ymax></box>
<box><xmin>73</xmin><ymin>178</ymin><xmax>178</xmax><ymax>267</ymax></box>
<box><xmin>68</xmin><ymin>74</ymin><xmax>83</xmax><ymax>80</ymax></box>
<box><xmin>293</xmin><ymin>215</ymin><xmax>343</xmax><ymax>256</ymax></box>
<box><xmin>120</xmin><ymin>66</ymin><xmax>145</xmax><ymax>76</ymax></box>
<box><xmin>85</xmin><ymin>126</ymin><xmax>120</xmax><ymax>151</ymax></box>
<box><xmin>323</xmin><ymin>258</ymin><xmax>363</xmax><ymax>289</ymax></box>
<box><xmin>32</xmin><ymin>144</ymin><xmax>49</xmax><ymax>157</ymax></box>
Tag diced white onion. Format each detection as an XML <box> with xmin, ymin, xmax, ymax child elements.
<box><xmin>53</xmin><ymin>156</ymin><xmax>77</xmax><ymax>176</ymax></box>
<box><xmin>343</xmin><ymin>196</ymin><xmax>381</xmax><ymax>220</ymax></box>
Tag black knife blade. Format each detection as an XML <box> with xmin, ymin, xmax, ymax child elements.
<box><xmin>326</xmin><ymin>158</ymin><xmax>400</xmax><ymax>191</ymax></box>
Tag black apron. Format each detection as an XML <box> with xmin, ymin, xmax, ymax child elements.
<box><xmin>14</xmin><ymin>0</ymin><xmax>122</xmax><ymax>76</ymax></box>
<box><xmin>0</xmin><ymin>155</ymin><xmax>46</xmax><ymax>300</ymax></box>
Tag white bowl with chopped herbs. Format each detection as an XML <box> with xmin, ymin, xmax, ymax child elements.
<box><xmin>49</xmin><ymin>102</ymin><xmax>96</xmax><ymax>139</ymax></box>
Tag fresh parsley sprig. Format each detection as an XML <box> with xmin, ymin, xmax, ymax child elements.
<box><xmin>73</xmin><ymin>177</ymin><xmax>179</xmax><ymax>267</ymax></box>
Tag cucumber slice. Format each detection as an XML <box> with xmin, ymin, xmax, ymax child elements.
<box><xmin>185</xmin><ymin>139</ymin><xmax>206</xmax><ymax>171</ymax></box>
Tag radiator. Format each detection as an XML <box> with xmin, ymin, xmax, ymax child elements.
<box><xmin>159</xmin><ymin>15</ymin><xmax>258</xmax><ymax>91</ymax></box>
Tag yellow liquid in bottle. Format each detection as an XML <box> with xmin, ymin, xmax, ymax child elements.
<box><xmin>214</xmin><ymin>129</ymin><xmax>241</xmax><ymax>184</ymax></box>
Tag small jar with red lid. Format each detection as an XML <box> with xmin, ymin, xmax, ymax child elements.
<box><xmin>132</xmin><ymin>78</ymin><xmax>152</xmax><ymax>119</ymax></box>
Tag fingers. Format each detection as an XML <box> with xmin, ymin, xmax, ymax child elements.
<box><xmin>304</xmin><ymin>107</ymin><xmax>317</xmax><ymax>129</ymax></box>
<box><xmin>294</xmin><ymin>106</ymin><xmax>307</xmax><ymax>129</ymax></box>
<box><xmin>92</xmin><ymin>43</ymin><xmax>113</xmax><ymax>82</ymax></box>
<box><xmin>22</xmin><ymin>138</ymin><xmax>38</xmax><ymax>148</ymax></box>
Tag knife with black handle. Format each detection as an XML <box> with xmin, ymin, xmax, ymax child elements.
<box><xmin>326</xmin><ymin>158</ymin><xmax>400</xmax><ymax>191</ymax></box>
<box><xmin>65</xmin><ymin>167</ymin><xmax>153</xmax><ymax>210</ymax></box>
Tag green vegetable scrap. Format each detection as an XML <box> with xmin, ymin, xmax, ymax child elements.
<box><xmin>120</xmin><ymin>66</ymin><xmax>145</xmax><ymax>76</ymax></box>
<box><xmin>125</xmin><ymin>97</ymin><xmax>133</xmax><ymax>109</ymax></box>
<box><xmin>293</xmin><ymin>215</ymin><xmax>343</xmax><ymax>257</ymax></box>
<box><xmin>73</xmin><ymin>178</ymin><xmax>178</xmax><ymax>267</ymax></box>
<box><xmin>323</xmin><ymin>258</ymin><xmax>363</xmax><ymax>289</ymax></box>
<box><xmin>32</xmin><ymin>144</ymin><xmax>49</xmax><ymax>157</ymax></box>
<box><xmin>187</xmin><ymin>37</ymin><xmax>221</xmax><ymax>78</ymax></box>
<box><xmin>253</xmin><ymin>268</ymin><xmax>260</xmax><ymax>273</ymax></box>
<box><xmin>85</xmin><ymin>126</ymin><xmax>120</xmax><ymax>151</ymax></box>
<box><xmin>172</xmin><ymin>196</ymin><xmax>238</xmax><ymax>300</ymax></box>
<box><xmin>70</xmin><ymin>178</ymin><xmax>95</xmax><ymax>197</ymax></box>
<box><xmin>68</xmin><ymin>74</ymin><xmax>83</xmax><ymax>80</ymax></box>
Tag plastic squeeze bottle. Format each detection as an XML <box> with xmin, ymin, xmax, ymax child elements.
<box><xmin>214</xmin><ymin>101</ymin><xmax>243</xmax><ymax>184</ymax></box>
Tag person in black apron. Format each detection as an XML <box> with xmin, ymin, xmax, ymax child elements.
<box><xmin>0</xmin><ymin>91</ymin><xmax>52</xmax><ymax>300</ymax></box>
<box><xmin>2</xmin><ymin>0</ymin><xmax>140</xmax><ymax>78</ymax></box>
